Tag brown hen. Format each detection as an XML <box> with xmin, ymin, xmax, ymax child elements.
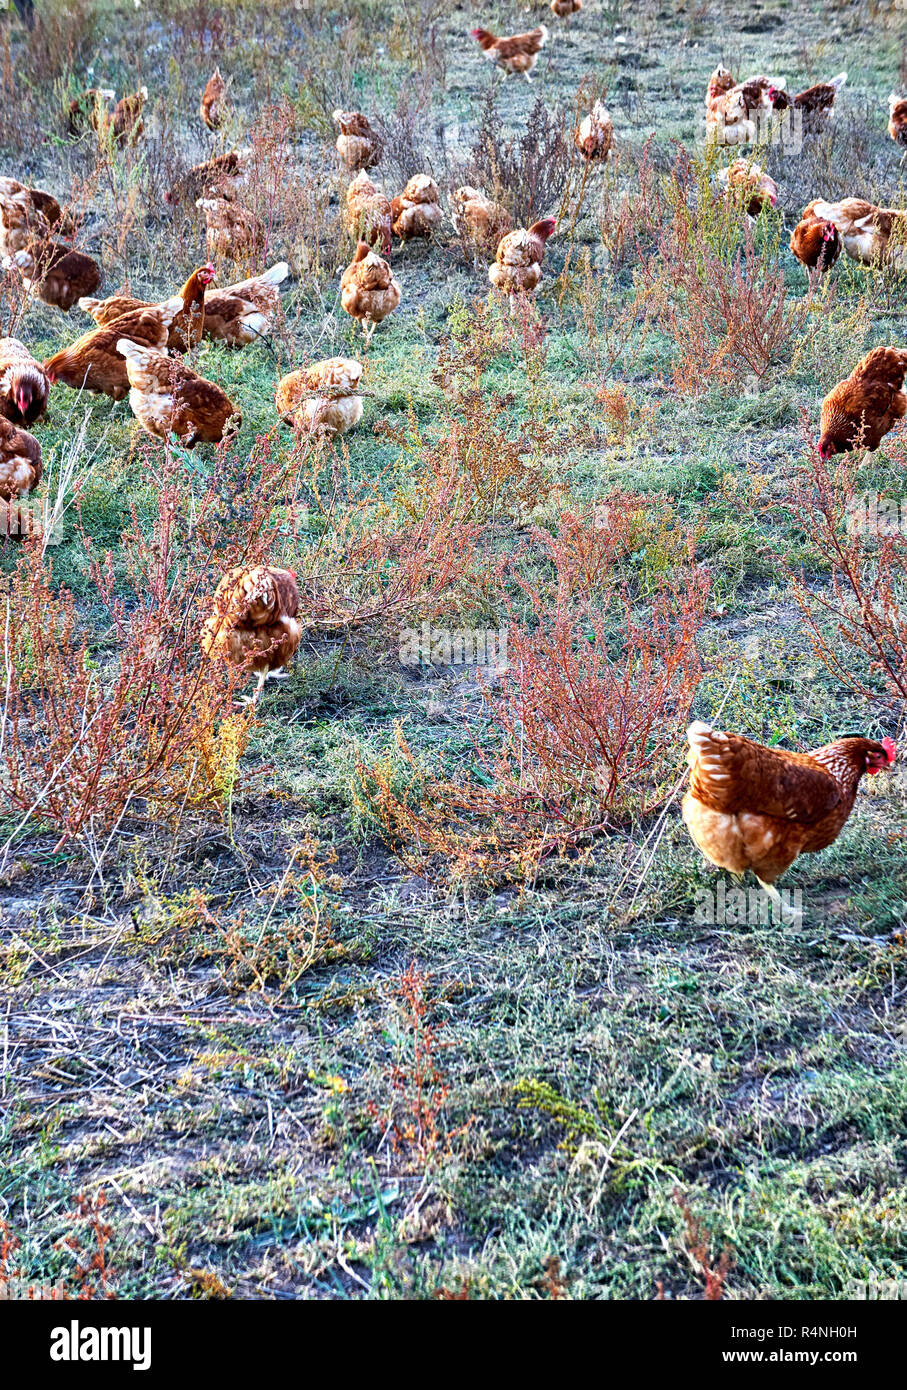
<box><xmin>202</xmin><ymin>566</ymin><xmax>302</xmax><ymax>701</ymax></box>
<box><xmin>683</xmin><ymin>721</ymin><xmax>896</xmax><ymax>913</ymax></box>
<box><xmin>819</xmin><ymin>346</ymin><xmax>907</xmax><ymax>457</ymax></box>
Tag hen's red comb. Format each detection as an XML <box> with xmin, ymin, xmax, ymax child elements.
<box><xmin>882</xmin><ymin>736</ymin><xmax>897</xmax><ymax>763</ymax></box>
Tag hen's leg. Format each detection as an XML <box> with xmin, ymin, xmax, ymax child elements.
<box><xmin>237</xmin><ymin>669</ymin><xmax>268</xmax><ymax>707</ymax></box>
<box><xmin>756</xmin><ymin>877</ymin><xmax>802</xmax><ymax>927</ymax></box>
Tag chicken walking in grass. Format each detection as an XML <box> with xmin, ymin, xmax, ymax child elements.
<box><xmin>202</xmin><ymin>566</ymin><xmax>302</xmax><ymax>704</ymax></box>
<box><xmin>44</xmin><ymin>299</ymin><xmax>186</xmax><ymax>400</ymax></box>
<box><xmin>575</xmin><ymin>102</ymin><xmax>613</xmax><ymax>161</ymax></box>
<box><xmin>111</xmin><ymin>87</ymin><xmax>148</xmax><ymax>146</ymax></box>
<box><xmin>818</xmin><ymin>346</ymin><xmax>907</xmax><ymax>458</ymax></box>
<box><xmin>346</xmin><ymin>172</ymin><xmax>392</xmax><ymax>255</ymax></box>
<box><xmin>0</xmin><ymin>177</ymin><xmax>71</xmax><ymax>257</ymax></box>
<box><xmin>0</xmin><ymin>415</ymin><xmax>42</xmax><ymax>501</ymax></box>
<box><xmin>889</xmin><ymin>94</ymin><xmax>907</xmax><ymax>153</ymax></box>
<box><xmin>202</xmin><ymin>261</ymin><xmax>289</xmax><ymax>347</ymax></box>
<box><xmin>809</xmin><ymin>198</ymin><xmax>907</xmax><ymax>268</ymax></box>
<box><xmin>766</xmin><ymin>72</ymin><xmax>846</xmax><ymax>135</ymax></box>
<box><xmin>117</xmin><ymin>338</ymin><xmax>241</xmax><ymax>445</ymax></box>
<box><xmin>201</xmin><ymin>68</ymin><xmax>230</xmax><ymax>131</ymax></box>
<box><xmin>340</xmin><ymin>242</ymin><xmax>401</xmax><ymax>345</ymax></box>
<box><xmin>197</xmin><ymin>193</ymin><xmax>263</xmax><ymax>262</ymax></box>
<box><xmin>451</xmin><ymin>186</ymin><xmax>512</xmax><ymax>258</ymax></box>
<box><xmin>332</xmin><ymin>110</ymin><xmax>383</xmax><ymax>171</ymax></box>
<box><xmin>165</xmin><ymin>152</ymin><xmax>244</xmax><ymax>207</ymax></box>
<box><xmin>67</xmin><ymin>87</ymin><xmax>116</xmax><ymax>137</ymax></box>
<box><xmin>682</xmin><ymin>722</ymin><xmax>896</xmax><ymax>921</ymax></box>
<box><xmin>79</xmin><ymin>264</ymin><xmax>216</xmax><ymax>352</ymax></box>
<box><xmin>3</xmin><ymin>239</ymin><xmax>101</xmax><ymax>312</ymax></box>
<box><xmin>705</xmin><ymin>66</ymin><xmax>779</xmax><ymax>144</ymax></box>
<box><xmin>716</xmin><ymin>160</ymin><xmax>777</xmax><ymax>218</ymax></box>
<box><xmin>471</xmin><ymin>25</ymin><xmax>549</xmax><ymax>82</ymax></box>
<box><xmin>391</xmin><ymin>175</ymin><xmax>442</xmax><ymax>243</ymax></box>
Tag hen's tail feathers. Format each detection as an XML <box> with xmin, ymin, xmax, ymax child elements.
<box><xmin>828</xmin><ymin>72</ymin><xmax>847</xmax><ymax>91</ymax></box>
<box><xmin>687</xmin><ymin>720</ymin><xmax>721</xmax><ymax>750</ymax></box>
<box><xmin>809</xmin><ymin>200</ymin><xmax>840</xmax><ymax>224</ymax></box>
<box><xmin>260</xmin><ymin>261</ymin><xmax>290</xmax><ymax>286</ymax></box>
<box><xmin>159</xmin><ymin>294</ymin><xmax>186</xmax><ymax>324</ymax></box>
<box><xmin>116</xmin><ymin>337</ymin><xmax>155</xmax><ymax>364</ymax></box>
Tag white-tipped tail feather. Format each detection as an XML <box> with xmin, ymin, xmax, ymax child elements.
<box><xmin>688</xmin><ymin>720</ymin><xmax>717</xmax><ymax>747</ymax></box>
<box><xmin>116</xmin><ymin>337</ymin><xmax>153</xmax><ymax>364</ymax></box>
<box><xmin>259</xmin><ymin>261</ymin><xmax>289</xmax><ymax>286</ymax></box>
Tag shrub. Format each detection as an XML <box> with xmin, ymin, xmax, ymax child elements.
<box><xmin>0</xmin><ymin>434</ymin><xmax>296</xmax><ymax>848</ymax></box>
<box><xmin>459</xmin><ymin>90</ymin><xmax>573</xmax><ymax>227</ymax></box>
<box><xmin>637</xmin><ymin>148</ymin><xmax>816</xmax><ymax>394</ymax></box>
<box><xmin>356</xmin><ymin>503</ymin><xmax>708</xmax><ymax>882</ymax></box>
<box><xmin>771</xmin><ymin>426</ymin><xmax>907</xmax><ymax>702</ymax></box>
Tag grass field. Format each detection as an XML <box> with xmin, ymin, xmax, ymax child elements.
<box><xmin>1</xmin><ymin>0</ymin><xmax>907</xmax><ymax>1301</ymax></box>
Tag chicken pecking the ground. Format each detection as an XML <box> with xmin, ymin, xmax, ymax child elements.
<box><xmin>3</xmin><ymin>239</ymin><xmax>101</xmax><ymax>312</ymax></box>
<box><xmin>575</xmin><ymin>102</ymin><xmax>613</xmax><ymax>161</ymax></box>
<box><xmin>0</xmin><ymin>415</ymin><xmax>42</xmax><ymax>500</ymax></box>
<box><xmin>767</xmin><ymin>73</ymin><xmax>846</xmax><ymax>135</ymax></box>
<box><xmin>391</xmin><ymin>175</ymin><xmax>442</xmax><ymax>242</ymax></box>
<box><xmin>716</xmin><ymin>159</ymin><xmax>778</xmax><ymax>217</ymax></box>
<box><xmin>340</xmin><ymin>242</ymin><xmax>401</xmax><ymax>344</ymax></box>
<box><xmin>809</xmin><ymin>198</ymin><xmax>907</xmax><ymax>267</ymax></box>
<box><xmin>451</xmin><ymin>187</ymin><xmax>512</xmax><ymax>257</ymax></box>
<box><xmin>44</xmin><ymin>299</ymin><xmax>185</xmax><ymax>400</ymax></box>
<box><xmin>818</xmin><ymin>346</ymin><xmax>907</xmax><ymax>458</ymax></box>
<box><xmin>276</xmin><ymin>358</ymin><xmax>364</xmax><ymax>438</ymax></box>
<box><xmin>888</xmin><ymin>94</ymin><xmax>907</xmax><ymax>148</ymax></box>
<box><xmin>202</xmin><ymin>261</ymin><xmax>289</xmax><ymax>347</ymax></box>
<box><xmin>196</xmin><ymin>194</ymin><xmax>263</xmax><ymax>262</ymax></box>
<box><xmin>488</xmin><ymin>218</ymin><xmax>556</xmax><ymax>306</ymax></box>
<box><xmin>345</xmin><ymin>172</ymin><xmax>392</xmax><ymax>254</ymax></box>
<box><xmin>790</xmin><ymin>201</ymin><xmax>842</xmax><ymax>285</ymax></box>
<box><xmin>551</xmin><ymin>0</ymin><xmax>581</xmax><ymax>17</ymax></box>
<box><xmin>117</xmin><ymin>338</ymin><xmax>240</xmax><ymax>445</ymax></box>
<box><xmin>165</xmin><ymin>152</ymin><xmax>245</xmax><ymax>207</ymax></box>
<box><xmin>471</xmin><ymin>25</ymin><xmax>549</xmax><ymax>82</ymax></box>
<box><xmin>201</xmin><ymin>68</ymin><xmax>230</xmax><ymax>131</ymax></box>
<box><xmin>682</xmin><ymin>721</ymin><xmax>896</xmax><ymax>918</ymax></box>
<box><xmin>79</xmin><ymin>264</ymin><xmax>216</xmax><ymax>352</ymax></box>
<box><xmin>332</xmin><ymin>110</ymin><xmax>384</xmax><ymax>172</ymax></box>
<box><xmin>202</xmin><ymin>566</ymin><xmax>302</xmax><ymax>703</ymax></box>
<box><xmin>0</xmin><ymin>337</ymin><xmax>49</xmax><ymax>427</ymax></box>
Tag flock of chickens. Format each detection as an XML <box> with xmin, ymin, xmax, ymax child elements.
<box><xmin>0</xmin><ymin>18</ymin><xmax>902</xmax><ymax>904</ymax></box>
